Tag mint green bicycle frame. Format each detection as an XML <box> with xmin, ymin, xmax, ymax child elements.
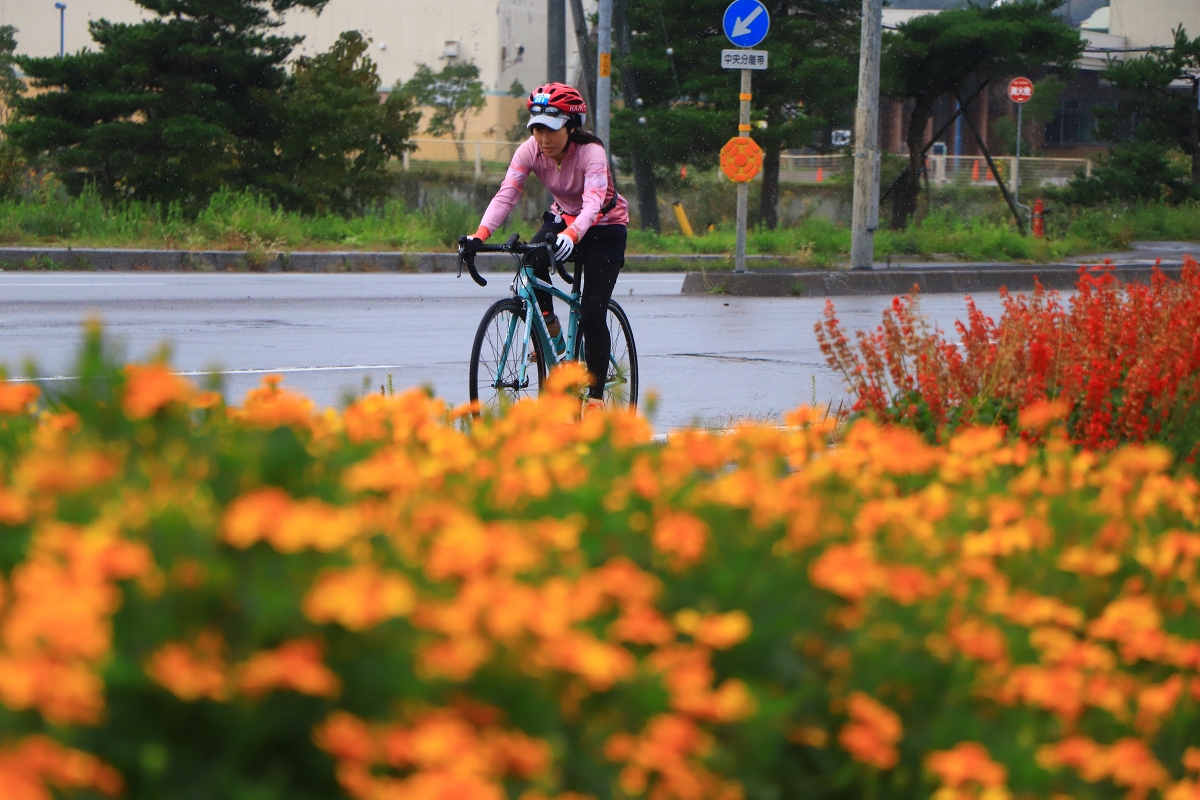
<box><xmin>498</xmin><ymin>253</ymin><xmax>584</xmax><ymax>390</ymax></box>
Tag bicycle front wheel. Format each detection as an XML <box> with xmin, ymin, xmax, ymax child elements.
<box><xmin>574</xmin><ymin>300</ymin><xmax>639</xmax><ymax>410</ymax></box>
<box><xmin>469</xmin><ymin>298</ymin><xmax>546</xmax><ymax>414</ymax></box>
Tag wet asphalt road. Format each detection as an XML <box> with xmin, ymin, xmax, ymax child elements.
<box><xmin>0</xmin><ymin>272</ymin><xmax>1006</xmax><ymax>430</ymax></box>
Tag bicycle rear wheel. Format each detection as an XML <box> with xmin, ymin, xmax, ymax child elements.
<box><xmin>469</xmin><ymin>298</ymin><xmax>546</xmax><ymax>414</ymax></box>
<box><xmin>574</xmin><ymin>300</ymin><xmax>638</xmax><ymax>409</ymax></box>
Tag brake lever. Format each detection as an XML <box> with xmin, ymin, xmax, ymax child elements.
<box><xmin>456</xmin><ymin>235</ymin><xmax>487</xmax><ymax>286</ymax></box>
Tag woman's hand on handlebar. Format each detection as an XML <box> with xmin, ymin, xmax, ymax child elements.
<box><xmin>459</xmin><ymin>235</ymin><xmax>484</xmax><ymax>256</ymax></box>
<box><xmin>552</xmin><ymin>230</ymin><xmax>576</xmax><ymax>263</ymax></box>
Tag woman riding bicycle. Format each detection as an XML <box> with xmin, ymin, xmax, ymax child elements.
<box><xmin>462</xmin><ymin>82</ymin><xmax>629</xmax><ymax>410</ymax></box>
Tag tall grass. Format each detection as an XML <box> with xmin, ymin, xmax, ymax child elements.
<box><xmin>0</xmin><ymin>176</ymin><xmax>1196</xmax><ymax>266</ymax></box>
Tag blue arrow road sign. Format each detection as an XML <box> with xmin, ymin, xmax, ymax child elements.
<box><xmin>723</xmin><ymin>0</ymin><xmax>770</xmax><ymax>48</ymax></box>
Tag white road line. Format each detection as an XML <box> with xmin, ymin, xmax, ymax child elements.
<box><xmin>0</xmin><ymin>282</ymin><xmax>169</xmax><ymax>287</ymax></box>
<box><xmin>18</xmin><ymin>364</ymin><xmax>409</xmax><ymax>383</ymax></box>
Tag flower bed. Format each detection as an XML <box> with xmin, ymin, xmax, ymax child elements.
<box><xmin>817</xmin><ymin>257</ymin><xmax>1200</xmax><ymax>458</ymax></box>
<box><xmin>0</xmin><ymin>330</ymin><xmax>1198</xmax><ymax>800</ymax></box>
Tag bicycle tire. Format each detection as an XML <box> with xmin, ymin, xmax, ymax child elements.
<box><xmin>469</xmin><ymin>298</ymin><xmax>546</xmax><ymax>414</ymax></box>
<box><xmin>573</xmin><ymin>300</ymin><xmax>639</xmax><ymax>410</ymax></box>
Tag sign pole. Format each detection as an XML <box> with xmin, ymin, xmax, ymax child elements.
<box><xmin>850</xmin><ymin>0</ymin><xmax>882</xmax><ymax>270</ymax></box>
<box><xmin>1014</xmin><ymin>101</ymin><xmax>1022</xmax><ymax>208</ymax></box>
<box><xmin>1006</xmin><ymin>77</ymin><xmax>1033</xmax><ymax>231</ymax></box>
<box><xmin>595</xmin><ymin>0</ymin><xmax>613</xmax><ymax>153</ymax></box>
<box><xmin>735</xmin><ymin>68</ymin><xmax>750</xmax><ymax>274</ymax></box>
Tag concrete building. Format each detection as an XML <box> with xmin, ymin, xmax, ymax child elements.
<box><xmin>0</xmin><ymin>0</ymin><xmax>590</xmax><ymax>140</ymax></box>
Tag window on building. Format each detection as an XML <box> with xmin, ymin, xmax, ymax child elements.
<box><xmin>1045</xmin><ymin>99</ymin><xmax>1101</xmax><ymax>146</ymax></box>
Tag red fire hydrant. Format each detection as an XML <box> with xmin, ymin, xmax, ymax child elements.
<box><xmin>1032</xmin><ymin>197</ymin><xmax>1046</xmax><ymax>239</ymax></box>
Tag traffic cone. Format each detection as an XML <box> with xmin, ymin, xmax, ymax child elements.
<box><xmin>816</xmin><ymin>167</ymin><xmax>823</xmax><ymax>183</ymax></box>
<box><xmin>971</xmin><ymin>159</ymin><xmax>980</xmax><ymax>181</ymax></box>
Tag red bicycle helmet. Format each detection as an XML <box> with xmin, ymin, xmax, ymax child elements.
<box><xmin>527</xmin><ymin>83</ymin><xmax>587</xmax><ymax>131</ymax></box>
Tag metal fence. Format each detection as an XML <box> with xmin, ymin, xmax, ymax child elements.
<box><xmin>402</xmin><ymin>140</ymin><xmax>1095</xmax><ymax>190</ymax></box>
<box><xmin>402</xmin><ymin>139</ymin><xmax>522</xmax><ymax>177</ymax></box>
<box><xmin>925</xmin><ymin>155</ymin><xmax>1092</xmax><ymax>190</ymax></box>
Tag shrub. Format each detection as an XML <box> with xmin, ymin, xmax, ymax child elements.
<box><xmin>0</xmin><ymin>328</ymin><xmax>1198</xmax><ymax>800</ymax></box>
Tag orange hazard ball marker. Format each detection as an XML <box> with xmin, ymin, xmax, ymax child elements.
<box><xmin>720</xmin><ymin>137</ymin><xmax>762</xmax><ymax>182</ymax></box>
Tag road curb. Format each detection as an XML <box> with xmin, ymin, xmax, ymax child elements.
<box><xmin>0</xmin><ymin>247</ymin><xmax>801</xmax><ymax>274</ymax></box>
<box><xmin>680</xmin><ymin>262</ymin><xmax>1188</xmax><ymax>297</ymax></box>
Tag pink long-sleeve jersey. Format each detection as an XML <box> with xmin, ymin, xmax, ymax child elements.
<box><xmin>478</xmin><ymin>137</ymin><xmax>629</xmax><ymax>242</ymax></box>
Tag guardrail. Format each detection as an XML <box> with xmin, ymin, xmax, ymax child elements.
<box><xmin>775</xmin><ymin>153</ymin><xmax>1092</xmax><ymax>187</ymax></box>
<box><xmin>401</xmin><ymin>141</ymin><xmax>1094</xmax><ymax>189</ymax></box>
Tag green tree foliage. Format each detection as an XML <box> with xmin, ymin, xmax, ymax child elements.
<box><xmin>613</xmin><ymin>0</ymin><xmax>860</xmax><ymax>230</ymax></box>
<box><xmin>8</xmin><ymin>0</ymin><xmax>329</xmax><ymax>210</ymax></box>
<box><xmin>1061</xmin><ymin>142</ymin><xmax>1192</xmax><ymax>206</ymax></box>
<box><xmin>0</xmin><ymin>24</ymin><xmax>24</xmax><ymax>115</ymax></box>
<box><xmin>1083</xmin><ymin>26</ymin><xmax>1200</xmax><ymax>192</ymax></box>
<box><xmin>505</xmin><ymin>80</ymin><xmax>531</xmax><ymax>143</ymax></box>
<box><xmin>883</xmin><ymin>1</ymin><xmax>1081</xmax><ymax>228</ymax></box>
<box><xmin>266</xmin><ymin>32</ymin><xmax>421</xmax><ymax>214</ymax></box>
<box><xmin>402</xmin><ymin>61</ymin><xmax>486</xmax><ymax>163</ymax></box>
<box><xmin>0</xmin><ymin>24</ymin><xmax>26</xmax><ymax>201</ymax></box>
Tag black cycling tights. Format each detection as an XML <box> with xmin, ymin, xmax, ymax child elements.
<box><xmin>529</xmin><ymin>213</ymin><xmax>627</xmax><ymax>400</ymax></box>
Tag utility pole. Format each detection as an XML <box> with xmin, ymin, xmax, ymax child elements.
<box><xmin>55</xmin><ymin>3</ymin><xmax>67</xmax><ymax>58</ymax></box>
<box><xmin>850</xmin><ymin>0</ymin><xmax>882</xmax><ymax>270</ymax></box>
<box><xmin>735</xmin><ymin>69</ymin><xmax>751</xmax><ymax>273</ymax></box>
<box><xmin>595</xmin><ymin>0</ymin><xmax>613</xmax><ymax>150</ymax></box>
<box><xmin>548</xmin><ymin>0</ymin><xmax>566</xmax><ymax>82</ymax></box>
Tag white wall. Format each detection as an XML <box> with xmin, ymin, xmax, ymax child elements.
<box><xmin>1109</xmin><ymin>0</ymin><xmax>1200</xmax><ymax>49</ymax></box>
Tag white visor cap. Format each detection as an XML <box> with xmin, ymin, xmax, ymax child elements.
<box><xmin>527</xmin><ymin>111</ymin><xmax>586</xmax><ymax>131</ymax></box>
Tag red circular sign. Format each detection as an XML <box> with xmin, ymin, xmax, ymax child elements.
<box><xmin>1008</xmin><ymin>77</ymin><xmax>1033</xmax><ymax>104</ymax></box>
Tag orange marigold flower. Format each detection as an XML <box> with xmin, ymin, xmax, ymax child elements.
<box><xmin>0</xmin><ymin>735</ymin><xmax>124</xmax><ymax>799</ymax></box>
<box><xmin>652</xmin><ymin>511</ymin><xmax>708</xmax><ymax>569</ymax></box>
<box><xmin>1167</xmin><ymin>780</ymin><xmax>1200</xmax><ymax>800</ymax></box>
<box><xmin>237</xmin><ymin>639</ymin><xmax>341</xmax><ymax>699</ymax></box>
<box><xmin>121</xmin><ymin>363</ymin><xmax>193</xmax><ymax>420</ymax></box>
<box><xmin>949</xmin><ymin>619</ymin><xmax>1008</xmax><ymax>664</ymax></box>
<box><xmin>222</xmin><ymin>487</ymin><xmax>292</xmax><ymax>549</ymax></box>
<box><xmin>14</xmin><ymin>449</ymin><xmax>119</xmax><ymax>496</ymax></box>
<box><xmin>1058</xmin><ymin>545</ymin><xmax>1122</xmax><ymax>576</ymax></box>
<box><xmin>0</xmin><ymin>381</ymin><xmax>39</xmax><ymax>415</ymax></box>
<box><xmin>610</xmin><ymin>606</ymin><xmax>674</xmax><ymax>645</ymax></box>
<box><xmin>1108</xmin><ymin>738</ymin><xmax>1169</xmax><ymax>797</ymax></box>
<box><xmin>536</xmin><ymin>631</ymin><xmax>635</xmax><ymax>690</ymax></box>
<box><xmin>838</xmin><ymin>692</ymin><xmax>903</xmax><ymax>770</ymax></box>
<box><xmin>417</xmin><ymin>636</ymin><xmax>493</xmax><ymax>681</ymax></box>
<box><xmin>313</xmin><ymin>711</ymin><xmax>375</xmax><ymax>763</ymax></box>
<box><xmin>810</xmin><ymin>543</ymin><xmax>884</xmax><ymax>602</ymax></box>
<box><xmin>674</xmin><ymin>609</ymin><xmax>752</xmax><ymax>650</ymax></box>
<box><xmin>546</xmin><ymin>361</ymin><xmax>591</xmax><ymax>395</ymax></box>
<box><xmin>0</xmin><ymin>487</ymin><xmax>29</xmax><ymax>526</ymax></box>
<box><xmin>232</xmin><ymin>374</ymin><xmax>315</xmax><ymax>431</ymax></box>
<box><xmin>303</xmin><ymin>565</ymin><xmax>415</xmax><ymax>631</ymax></box>
<box><xmin>927</xmin><ymin>742</ymin><xmax>1008</xmax><ymax>788</ymax></box>
<box><xmin>1087</xmin><ymin>596</ymin><xmax>1162</xmax><ymax>642</ymax></box>
<box><xmin>1018</xmin><ymin>399</ymin><xmax>1069</xmax><ymax>431</ymax></box>
<box><xmin>1135</xmin><ymin>675</ymin><xmax>1184</xmax><ymax>735</ymax></box>
<box><xmin>0</xmin><ymin>654</ymin><xmax>106</xmax><ymax>725</ymax></box>
<box><xmin>885</xmin><ymin>565</ymin><xmax>937</xmax><ymax>605</ymax></box>
<box><xmin>145</xmin><ymin>631</ymin><xmax>230</xmax><ymax>702</ymax></box>
<box><xmin>1185</xmin><ymin>747</ymin><xmax>1200</xmax><ymax>773</ymax></box>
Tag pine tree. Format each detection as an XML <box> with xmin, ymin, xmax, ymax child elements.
<box><xmin>267</xmin><ymin>31</ymin><xmax>421</xmax><ymax>214</ymax></box>
<box><xmin>1092</xmin><ymin>26</ymin><xmax>1200</xmax><ymax>187</ymax></box>
<box><xmin>8</xmin><ymin>0</ymin><xmax>327</xmax><ymax>209</ymax></box>
<box><xmin>883</xmin><ymin>0</ymin><xmax>1081</xmax><ymax>228</ymax></box>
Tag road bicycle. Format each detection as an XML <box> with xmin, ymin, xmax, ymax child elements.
<box><xmin>458</xmin><ymin>233</ymin><xmax>638</xmax><ymax>414</ymax></box>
